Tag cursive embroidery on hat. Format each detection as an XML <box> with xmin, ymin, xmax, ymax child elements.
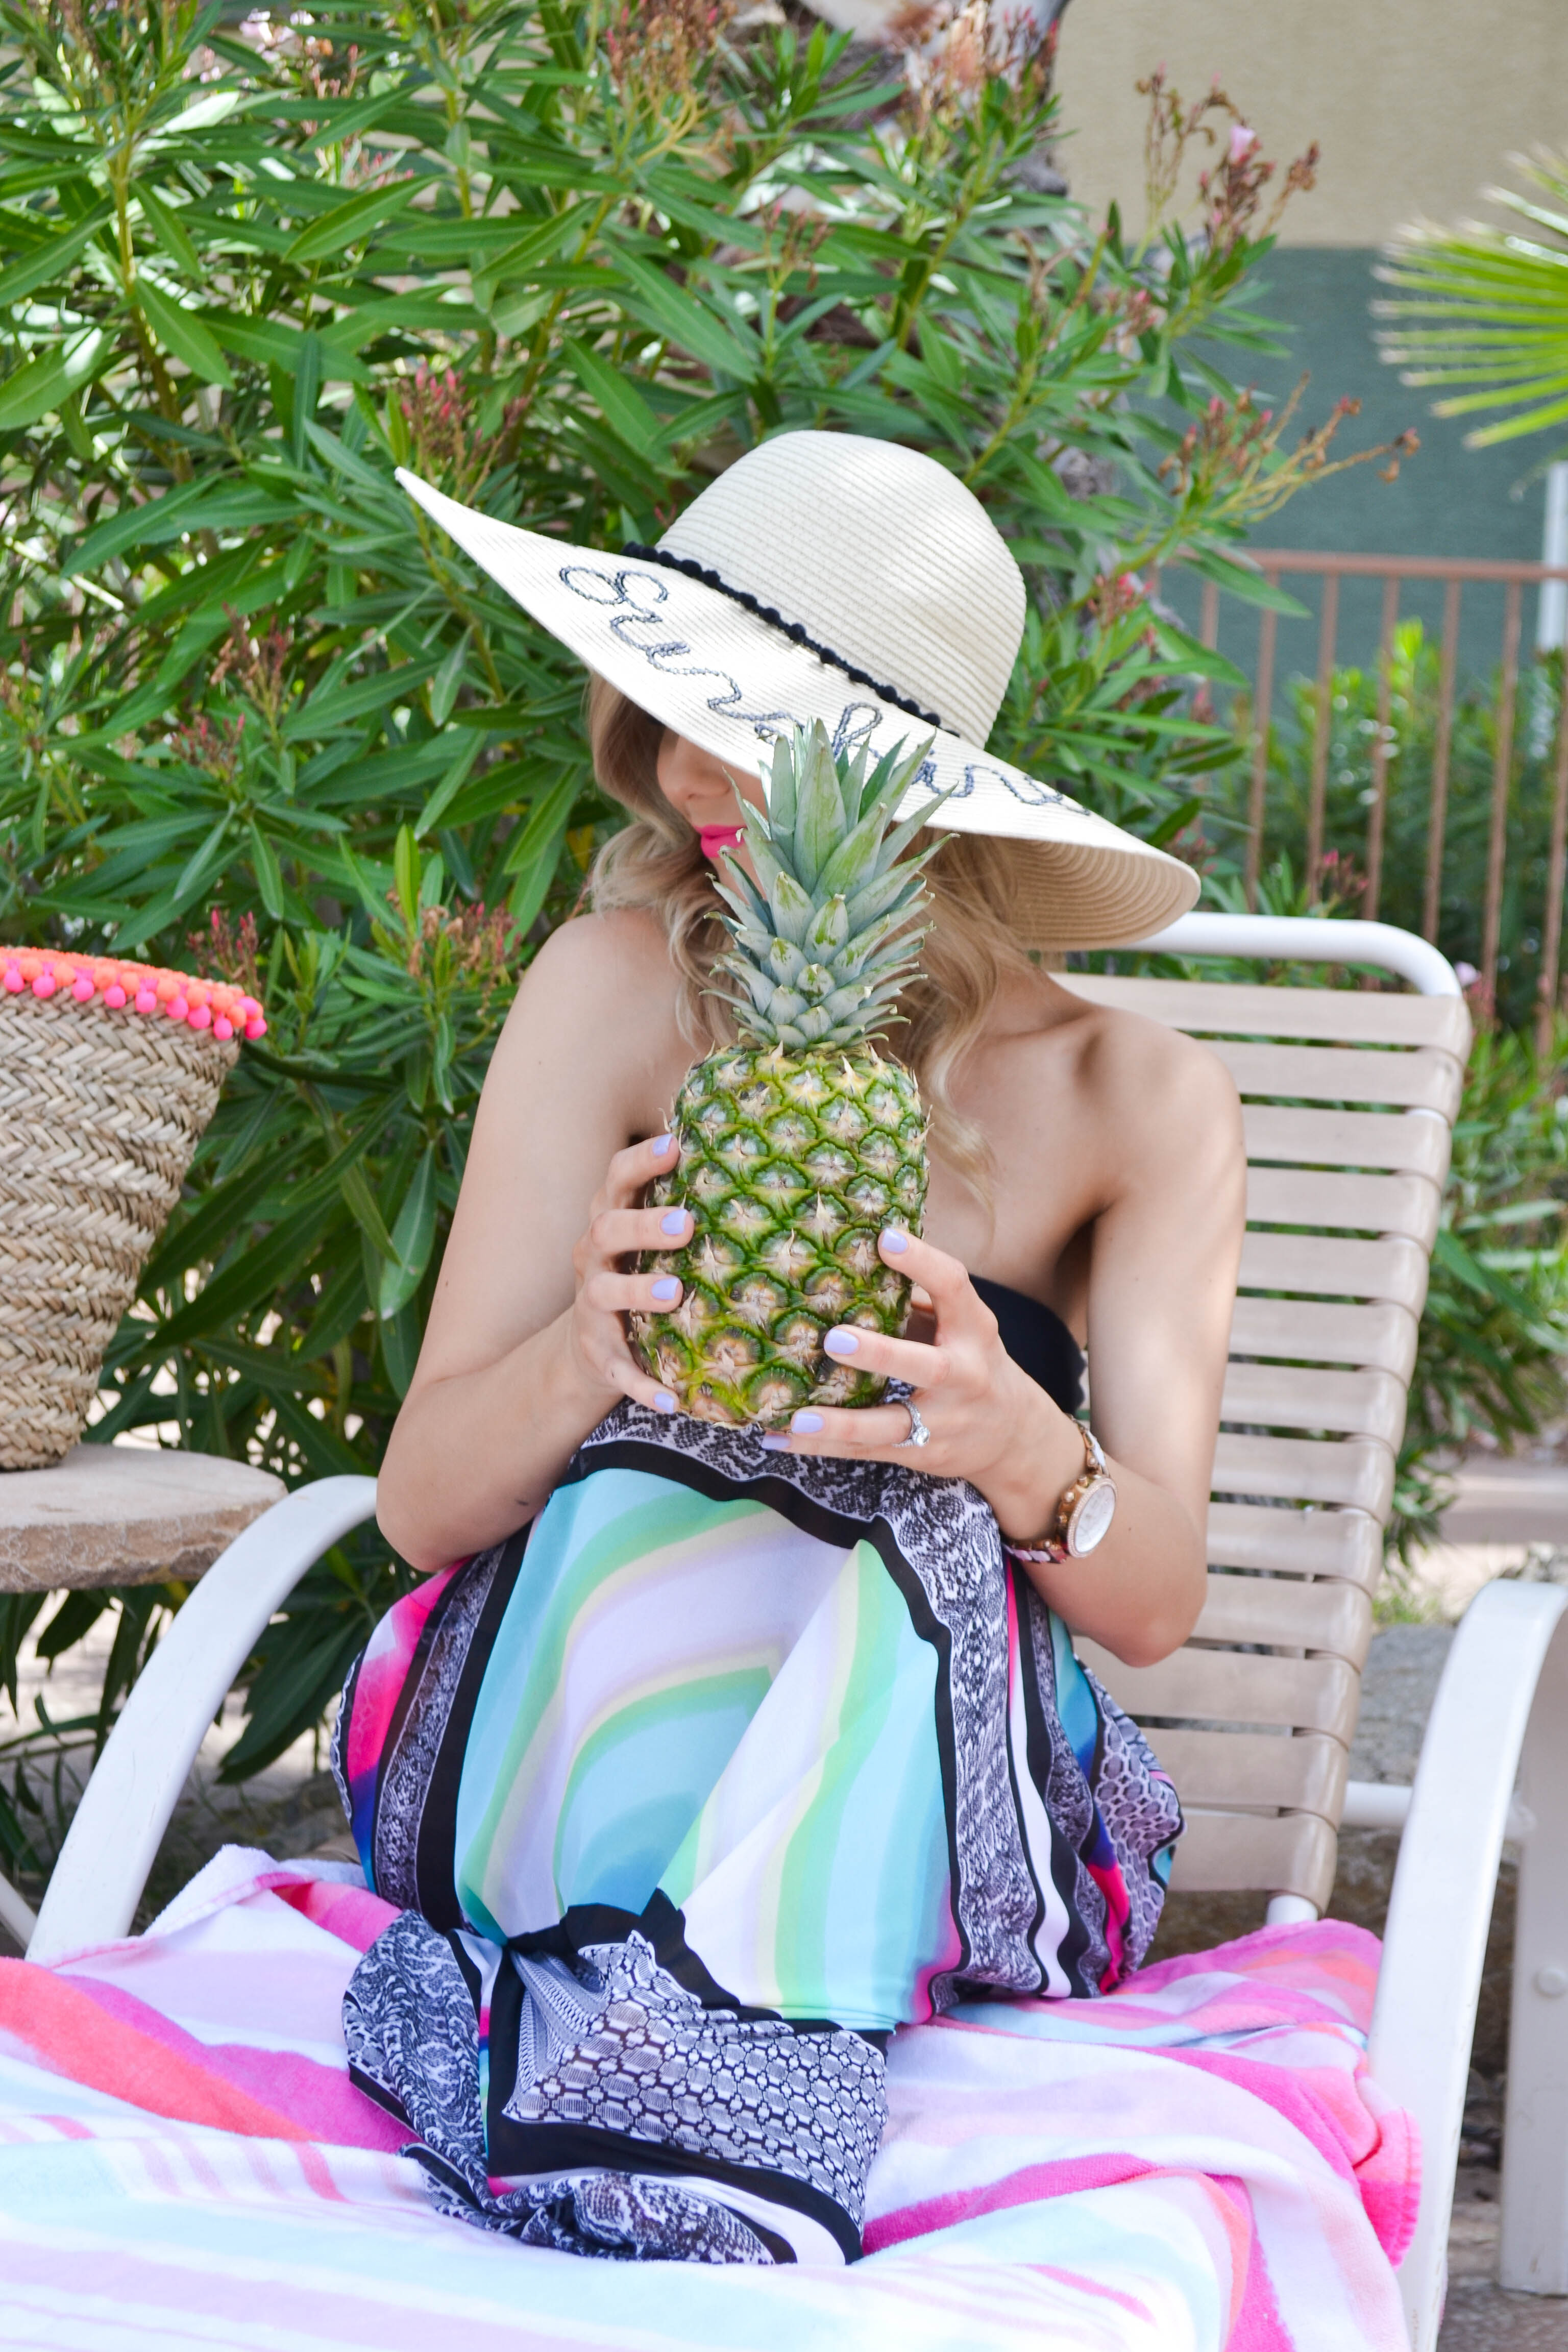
<box><xmin>831</xmin><ymin>703</ymin><xmax>941</xmax><ymax>797</ymax></box>
<box><xmin>622</xmin><ymin>542</ymin><xmax>954</xmax><ymax>734</ymax></box>
<box><xmin>965</xmin><ymin>762</ymin><xmax>1073</xmax><ymax>810</ymax></box>
<box><xmin>559</xmin><ymin>561</ymin><xmax>796</xmax><ymax>740</ymax></box>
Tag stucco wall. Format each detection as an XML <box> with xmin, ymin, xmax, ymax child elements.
<box><xmin>1052</xmin><ymin>0</ymin><xmax>1568</xmax><ymax>247</ymax></box>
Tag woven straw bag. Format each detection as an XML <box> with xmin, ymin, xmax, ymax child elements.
<box><xmin>0</xmin><ymin>976</ymin><xmax>245</xmax><ymax>1470</ymax></box>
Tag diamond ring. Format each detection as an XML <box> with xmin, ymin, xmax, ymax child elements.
<box><xmin>897</xmin><ymin>1400</ymin><xmax>932</xmax><ymax>1449</ymax></box>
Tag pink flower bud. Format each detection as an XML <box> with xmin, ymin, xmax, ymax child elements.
<box><xmin>72</xmin><ymin>976</ymin><xmax>94</xmax><ymax>1001</ymax></box>
<box><xmin>106</xmin><ymin>985</ymin><xmax>127</xmax><ymax>1009</ymax></box>
<box><xmin>188</xmin><ymin>1003</ymin><xmax>212</xmax><ymax>1031</ymax></box>
<box><xmin>1228</xmin><ymin>124</ymin><xmax>1258</xmax><ymax>165</ymax></box>
<box><xmin>212</xmin><ymin>1016</ymin><xmax>234</xmax><ymax>1041</ymax></box>
<box><xmin>244</xmin><ymin>1015</ymin><xmax>267</xmax><ymax>1040</ymax></box>
<box><xmin>32</xmin><ymin>972</ymin><xmax>56</xmax><ymax>998</ymax></box>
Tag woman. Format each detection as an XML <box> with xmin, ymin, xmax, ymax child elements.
<box><xmin>338</xmin><ymin>433</ymin><xmax>1246</xmax><ymax>2269</ymax></box>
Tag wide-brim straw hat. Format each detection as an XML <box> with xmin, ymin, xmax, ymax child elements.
<box><xmin>397</xmin><ymin>431</ymin><xmax>1198</xmax><ymax>949</ymax></box>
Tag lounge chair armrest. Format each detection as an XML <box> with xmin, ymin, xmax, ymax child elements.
<box><xmin>1367</xmin><ymin>1578</ymin><xmax>1568</xmax><ymax>2352</ymax></box>
<box><xmin>28</xmin><ymin>1476</ymin><xmax>377</xmax><ymax>1965</ymax></box>
<box><xmin>1500</xmin><ymin>1581</ymin><xmax>1568</xmax><ymax>2294</ymax></box>
<box><xmin>1129</xmin><ymin>912</ymin><xmax>1461</xmax><ymax>996</ymax></box>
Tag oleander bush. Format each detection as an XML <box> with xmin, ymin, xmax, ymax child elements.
<box><xmin>0</xmin><ymin>0</ymin><xmax>1384</xmax><ymax>1814</ymax></box>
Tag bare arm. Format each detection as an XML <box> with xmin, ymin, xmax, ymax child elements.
<box><xmin>761</xmin><ymin>1023</ymin><xmax>1245</xmax><ymax>1667</ymax></box>
<box><xmin>376</xmin><ymin>913</ymin><xmax>691</xmax><ymax>1571</ymax></box>
<box><xmin>1033</xmin><ymin>1023</ymin><xmax>1245</xmax><ymax>1659</ymax></box>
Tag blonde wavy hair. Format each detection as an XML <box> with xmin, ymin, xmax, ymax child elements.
<box><xmin>584</xmin><ymin>676</ymin><xmax>1043</xmax><ymax>1189</ymax></box>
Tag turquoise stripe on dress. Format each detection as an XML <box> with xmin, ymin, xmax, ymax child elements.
<box><xmin>452</xmin><ymin>1471</ymin><xmax>951</xmax><ymax>2031</ymax></box>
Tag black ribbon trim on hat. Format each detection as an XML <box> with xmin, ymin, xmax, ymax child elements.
<box><xmin>620</xmin><ymin>542</ymin><xmax>953</xmax><ymax>734</ymax></box>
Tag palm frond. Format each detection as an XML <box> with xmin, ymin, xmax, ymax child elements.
<box><xmin>1375</xmin><ymin>150</ymin><xmax>1568</xmax><ymax>447</ymax></box>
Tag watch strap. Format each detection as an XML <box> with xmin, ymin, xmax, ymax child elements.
<box><xmin>1000</xmin><ymin>1423</ymin><xmax>1106</xmax><ymax>1563</ymax></box>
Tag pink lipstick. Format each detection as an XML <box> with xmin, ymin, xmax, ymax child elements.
<box><xmin>699</xmin><ymin>825</ymin><xmax>744</xmax><ymax>863</ymax></box>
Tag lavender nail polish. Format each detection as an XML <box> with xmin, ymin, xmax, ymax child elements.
<box><xmin>650</xmin><ymin>1277</ymin><xmax>680</xmax><ymax>1302</ymax></box>
<box><xmin>660</xmin><ymin>1208</ymin><xmax>688</xmax><ymax>1236</ymax></box>
<box><xmin>652</xmin><ymin>1133</ymin><xmax>673</xmax><ymax>1156</ymax></box>
<box><xmin>654</xmin><ymin>1390</ymin><xmax>677</xmax><ymax>1413</ymax></box>
<box><xmin>881</xmin><ymin>1227</ymin><xmax>910</xmax><ymax>1255</ymax></box>
<box><xmin>792</xmin><ymin>1410</ymin><xmax>824</xmax><ymax>1434</ymax></box>
<box><xmin>824</xmin><ymin>1329</ymin><xmax>859</xmax><ymax>1357</ymax></box>
<box><xmin>759</xmin><ymin>1433</ymin><xmax>790</xmax><ymax>1451</ymax></box>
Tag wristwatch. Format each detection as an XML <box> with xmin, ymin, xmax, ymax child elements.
<box><xmin>1002</xmin><ymin>1423</ymin><xmax>1117</xmax><ymax>1563</ymax></box>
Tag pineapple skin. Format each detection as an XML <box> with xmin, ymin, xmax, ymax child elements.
<box><xmin>631</xmin><ymin>1042</ymin><xmax>927</xmax><ymax>1429</ymax></box>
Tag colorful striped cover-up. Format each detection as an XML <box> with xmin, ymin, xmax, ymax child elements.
<box><xmin>329</xmin><ymin>1403</ymin><xmax>1184</xmax><ymax>2264</ymax></box>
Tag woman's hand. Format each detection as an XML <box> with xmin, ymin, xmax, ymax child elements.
<box><xmin>761</xmin><ymin>1231</ymin><xmax>1085</xmax><ymax>1530</ymax></box>
<box><xmin>566</xmin><ymin>1132</ymin><xmax>691</xmax><ymax>1416</ymax></box>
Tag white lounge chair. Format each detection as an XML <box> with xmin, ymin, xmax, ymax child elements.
<box><xmin>27</xmin><ymin>915</ymin><xmax>1567</xmax><ymax>2352</ymax></box>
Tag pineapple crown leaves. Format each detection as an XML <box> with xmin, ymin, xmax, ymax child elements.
<box><xmin>708</xmin><ymin>721</ymin><xmax>951</xmax><ymax>1051</ymax></box>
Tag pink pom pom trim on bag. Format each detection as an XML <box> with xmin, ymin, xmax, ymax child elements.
<box><xmin>0</xmin><ymin>950</ymin><xmax>266</xmax><ymax>1041</ymax></box>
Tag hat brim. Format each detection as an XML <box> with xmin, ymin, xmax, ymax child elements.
<box><xmin>398</xmin><ymin>470</ymin><xmax>1199</xmax><ymax>950</ymax></box>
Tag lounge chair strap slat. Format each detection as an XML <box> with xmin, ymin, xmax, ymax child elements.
<box><xmin>1142</xmin><ymin>1728</ymin><xmax>1349</xmax><ymax>1819</ymax></box>
<box><xmin>1241</xmin><ymin>1102</ymin><xmax>1454</xmax><ymax>1181</ymax></box>
<box><xmin>1226</xmin><ymin>1295</ymin><xmax>1419</xmax><ymax>1378</ymax></box>
<box><xmin>1221</xmin><ymin>1362</ymin><xmax>1409</xmax><ymax>1446</ymax></box>
<box><xmin>1246</xmin><ymin>1166</ymin><xmax>1441</xmax><ymax>1245</ymax></box>
<box><xmin>1064</xmin><ymin>974</ymin><xmax>1472</xmax><ymax>1054</ymax></box>
<box><xmin>1209</xmin><ymin>1039</ymin><xmax>1464</xmax><ymax>1115</ymax></box>
<box><xmin>1078</xmin><ymin>1640</ymin><xmax>1362</xmax><ymax>1741</ymax></box>
<box><xmin>1166</xmin><ymin>1807</ymin><xmax>1339</xmax><ymax>1905</ymax></box>
<box><xmin>1205</xmin><ymin>1502</ymin><xmax>1384</xmax><ymax>1585</ymax></box>
<box><xmin>1211</xmin><ymin>1431</ymin><xmax>1395</xmax><ymax>1515</ymax></box>
<box><xmin>1194</xmin><ymin>1570</ymin><xmax>1373</xmax><ymax>1660</ymax></box>
<box><xmin>1238</xmin><ymin>1229</ymin><xmax>1431</xmax><ymax>1311</ymax></box>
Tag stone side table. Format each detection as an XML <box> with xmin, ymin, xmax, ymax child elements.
<box><xmin>0</xmin><ymin>1444</ymin><xmax>286</xmax><ymax>1945</ymax></box>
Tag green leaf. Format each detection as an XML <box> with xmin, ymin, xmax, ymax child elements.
<box><xmin>284</xmin><ymin>660</ymin><xmax>442</xmax><ymax>743</ymax></box>
<box><xmin>503</xmin><ymin>773</ymin><xmax>579</xmax><ymax>930</ymax></box>
<box><xmin>136</xmin><ymin>276</ymin><xmax>235</xmax><ymax>388</ymax></box>
<box><xmin>428</xmin><ymin>631</ymin><xmax>471</xmax><ymax>728</ymax></box>
<box><xmin>338</xmin><ymin>1159</ymin><xmax>398</xmax><ymax>1260</ymax></box>
<box><xmin>206</xmin><ymin>311</ymin><xmax>372</xmax><ymax>384</ymax></box>
<box><xmin>0</xmin><ymin>327</ymin><xmax>107</xmax><ymax>431</ymax></box>
<box><xmin>64</xmin><ymin>478</ymin><xmax>288</xmax><ymax>577</ymax></box>
<box><xmin>0</xmin><ymin>203</ymin><xmax>112</xmax><ymax>307</ymax></box>
<box><xmin>561</xmin><ymin>337</ymin><xmax>663</xmax><ymax>457</ymax></box>
<box><xmin>285</xmin><ymin>177</ymin><xmax>422</xmax><ymax>264</ymax></box>
<box><xmin>150</xmin><ymin>1193</ymin><xmax>342</xmax><ymax>1351</ymax></box>
<box><xmin>393</xmin><ymin>823</ymin><xmax>420</xmax><ymax>925</ymax></box>
<box><xmin>378</xmin><ymin>1144</ymin><xmax>439</xmax><ymax>1320</ymax></box>
<box><xmin>249</xmin><ymin>822</ymin><xmax>285</xmax><ymax>921</ymax></box>
<box><xmin>291</xmin><ymin>330</ymin><xmax>322</xmax><ymax>467</ymax></box>
<box><xmin>381</xmin><ymin>1298</ymin><xmax>423</xmax><ymax>1399</ymax></box>
<box><xmin>614</xmin><ymin>255</ymin><xmax>758</xmax><ymax>380</ymax></box>
<box><xmin>415</xmin><ymin>731</ymin><xmax>481</xmax><ymax>837</ymax></box>
<box><xmin>473</xmin><ymin>206</ymin><xmax>582</xmax><ymax>300</ymax></box>
<box><xmin>136</xmin><ymin>186</ymin><xmax>204</xmax><ymax>281</ymax></box>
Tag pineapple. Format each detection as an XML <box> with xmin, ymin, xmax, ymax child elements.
<box><xmin>631</xmin><ymin>720</ymin><xmax>939</xmax><ymax>1429</ymax></box>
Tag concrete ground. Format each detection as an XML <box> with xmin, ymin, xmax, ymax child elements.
<box><xmin>3</xmin><ymin>1457</ymin><xmax>1567</xmax><ymax>2341</ymax></box>
<box><xmin>1442</xmin><ymin>2170</ymin><xmax>1568</xmax><ymax>2351</ymax></box>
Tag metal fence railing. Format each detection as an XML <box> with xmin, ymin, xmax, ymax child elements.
<box><xmin>1156</xmin><ymin>551</ymin><xmax>1568</xmax><ymax>1038</ymax></box>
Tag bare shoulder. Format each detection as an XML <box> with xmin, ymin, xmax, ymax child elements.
<box><xmin>484</xmin><ymin>907</ymin><xmax>687</xmax><ymax>1118</ymax></box>
<box><xmin>518</xmin><ymin>905</ymin><xmax>675</xmax><ymax>1007</ymax></box>
<box><xmin>502</xmin><ymin>909</ymin><xmax>680</xmax><ymax>1046</ymax></box>
<box><xmin>1066</xmin><ymin>990</ymin><xmax>1244</xmax><ymax>1179</ymax></box>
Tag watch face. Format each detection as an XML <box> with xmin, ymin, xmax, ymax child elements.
<box><xmin>1068</xmin><ymin>1479</ymin><xmax>1116</xmax><ymax>1556</ymax></box>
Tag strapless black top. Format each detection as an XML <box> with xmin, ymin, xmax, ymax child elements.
<box><xmin>970</xmin><ymin>1275</ymin><xmax>1084</xmax><ymax>1418</ymax></box>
